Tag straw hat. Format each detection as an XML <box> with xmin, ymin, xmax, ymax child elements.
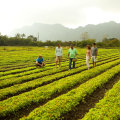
<box><xmin>39</xmin><ymin>54</ymin><xmax>42</xmax><ymax>57</ymax></box>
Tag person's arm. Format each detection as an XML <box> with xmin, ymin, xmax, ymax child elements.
<box><xmin>61</xmin><ymin>48</ymin><xmax>63</xmax><ymax>58</ymax></box>
<box><xmin>36</xmin><ymin>58</ymin><xmax>40</xmax><ymax>65</ymax></box>
<box><xmin>41</xmin><ymin>58</ymin><xmax>44</xmax><ymax>63</ymax></box>
<box><xmin>68</xmin><ymin>53</ymin><xmax>70</xmax><ymax>57</ymax></box>
<box><xmin>55</xmin><ymin>47</ymin><xmax>57</xmax><ymax>57</ymax></box>
<box><xmin>95</xmin><ymin>48</ymin><xmax>98</xmax><ymax>58</ymax></box>
<box><xmin>36</xmin><ymin>61</ymin><xmax>41</xmax><ymax>65</ymax></box>
<box><xmin>90</xmin><ymin>50</ymin><xmax>92</xmax><ymax>57</ymax></box>
<box><xmin>41</xmin><ymin>58</ymin><xmax>45</xmax><ymax>66</ymax></box>
<box><xmin>75</xmin><ymin>49</ymin><xmax>77</xmax><ymax>58</ymax></box>
<box><xmin>91</xmin><ymin>48</ymin><xmax>93</xmax><ymax>58</ymax></box>
<box><xmin>68</xmin><ymin>49</ymin><xmax>70</xmax><ymax>58</ymax></box>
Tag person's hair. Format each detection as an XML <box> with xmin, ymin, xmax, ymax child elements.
<box><xmin>93</xmin><ymin>43</ymin><xmax>96</xmax><ymax>45</ymax></box>
<box><xmin>57</xmin><ymin>44</ymin><xmax>61</xmax><ymax>47</ymax></box>
<box><xmin>87</xmin><ymin>45</ymin><xmax>91</xmax><ymax>50</ymax></box>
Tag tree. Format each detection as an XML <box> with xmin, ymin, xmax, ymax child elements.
<box><xmin>15</xmin><ymin>33</ymin><xmax>21</xmax><ymax>38</ymax></box>
<box><xmin>27</xmin><ymin>35</ymin><xmax>37</xmax><ymax>42</ymax></box>
<box><xmin>21</xmin><ymin>33</ymin><xmax>26</xmax><ymax>38</ymax></box>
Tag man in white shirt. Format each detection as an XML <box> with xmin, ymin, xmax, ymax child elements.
<box><xmin>55</xmin><ymin>44</ymin><xmax>63</xmax><ymax>67</ymax></box>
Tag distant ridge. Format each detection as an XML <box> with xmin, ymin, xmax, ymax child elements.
<box><xmin>11</xmin><ymin>21</ymin><xmax>120</xmax><ymax>41</ymax></box>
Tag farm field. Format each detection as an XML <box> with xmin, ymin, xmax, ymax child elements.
<box><xmin>0</xmin><ymin>46</ymin><xmax>120</xmax><ymax>120</ymax></box>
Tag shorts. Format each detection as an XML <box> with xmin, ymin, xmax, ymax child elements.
<box><xmin>92</xmin><ymin>56</ymin><xmax>97</xmax><ymax>62</ymax></box>
<box><xmin>86</xmin><ymin>56</ymin><xmax>90</xmax><ymax>60</ymax></box>
<box><xmin>56</xmin><ymin>56</ymin><xmax>62</xmax><ymax>61</ymax></box>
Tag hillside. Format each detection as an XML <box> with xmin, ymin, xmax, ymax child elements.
<box><xmin>11</xmin><ymin>21</ymin><xmax>120</xmax><ymax>41</ymax></box>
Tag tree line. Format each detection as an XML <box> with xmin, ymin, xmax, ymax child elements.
<box><xmin>0</xmin><ymin>33</ymin><xmax>120</xmax><ymax>48</ymax></box>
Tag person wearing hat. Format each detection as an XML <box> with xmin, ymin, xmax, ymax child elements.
<box><xmin>36</xmin><ymin>55</ymin><xmax>45</xmax><ymax>67</ymax></box>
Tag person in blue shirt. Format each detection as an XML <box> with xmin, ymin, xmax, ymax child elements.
<box><xmin>36</xmin><ymin>55</ymin><xmax>45</xmax><ymax>67</ymax></box>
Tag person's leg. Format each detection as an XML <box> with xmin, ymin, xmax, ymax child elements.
<box><xmin>94</xmin><ymin>56</ymin><xmax>97</xmax><ymax>67</ymax></box>
<box><xmin>56</xmin><ymin>56</ymin><xmax>58</xmax><ymax>67</ymax></box>
<box><xmin>36</xmin><ymin>62</ymin><xmax>41</xmax><ymax>67</ymax></box>
<box><xmin>35</xmin><ymin>63</ymin><xmax>39</xmax><ymax>68</ymax></box>
<box><xmin>73</xmin><ymin>60</ymin><xmax>75</xmax><ymax>68</ymax></box>
<box><xmin>94</xmin><ymin>62</ymin><xmax>96</xmax><ymax>67</ymax></box>
<box><xmin>42</xmin><ymin>62</ymin><xmax>45</xmax><ymax>66</ymax></box>
<box><xmin>36</xmin><ymin>62</ymin><xmax>39</xmax><ymax>66</ymax></box>
<box><xmin>59</xmin><ymin>56</ymin><xmax>61</xmax><ymax>67</ymax></box>
<box><xmin>92</xmin><ymin>56</ymin><xmax>95</xmax><ymax>68</ymax></box>
<box><xmin>86</xmin><ymin>56</ymin><xmax>90</xmax><ymax>70</ymax></box>
<box><xmin>69</xmin><ymin>58</ymin><xmax>72</xmax><ymax>70</ymax></box>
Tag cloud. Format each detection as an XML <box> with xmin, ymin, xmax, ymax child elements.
<box><xmin>0</xmin><ymin>0</ymin><xmax>120</xmax><ymax>35</ymax></box>
<box><xmin>91</xmin><ymin>0</ymin><xmax>120</xmax><ymax>13</ymax></box>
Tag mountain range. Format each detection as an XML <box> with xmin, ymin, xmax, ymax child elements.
<box><xmin>11</xmin><ymin>21</ymin><xmax>120</xmax><ymax>42</ymax></box>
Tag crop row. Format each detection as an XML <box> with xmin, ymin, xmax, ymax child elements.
<box><xmin>0</xmin><ymin>57</ymin><xmax>118</xmax><ymax>100</ymax></box>
<box><xmin>0</xmin><ymin>53</ymin><xmax>108</xmax><ymax>71</ymax></box>
<box><xmin>0</xmin><ymin>63</ymin><xmax>34</xmax><ymax>72</ymax></box>
<box><xmin>0</xmin><ymin>59</ymin><xmax>56</xmax><ymax>72</ymax></box>
<box><xmin>0</xmin><ymin>55</ymin><xmax>119</xmax><ymax>89</ymax></box>
<box><xmin>0</xmin><ymin>53</ymin><xmax>119</xmax><ymax>82</ymax></box>
<box><xmin>20</xmin><ymin>64</ymin><xmax>120</xmax><ymax>120</ymax></box>
<box><xmin>0</xmin><ymin>66</ymin><xmax>36</xmax><ymax>77</ymax></box>
<box><xmin>0</xmin><ymin>51</ymin><xmax>119</xmax><ymax>77</ymax></box>
<box><xmin>0</xmin><ymin>57</ymin><xmax>119</xmax><ymax>101</ymax></box>
<box><xmin>0</xmin><ymin>65</ymin><xmax>54</xmax><ymax>81</ymax></box>
<box><xmin>0</xmin><ymin>59</ymin><xmax>120</xmax><ymax>118</ymax></box>
<box><xmin>0</xmin><ymin>56</ymin><xmax>86</xmax><ymax>77</ymax></box>
<box><xmin>1</xmin><ymin>47</ymin><xmax>119</xmax><ymax>68</ymax></box>
<box><xmin>0</xmin><ymin>51</ymin><xmax>119</xmax><ymax>74</ymax></box>
<box><xmin>0</xmin><ymin>53</ymin><xmax>85</xmax><ymax>72</ymax></box>
<box><xmin>0</xmin><ymin>55</ymin><xmax>70</xmax><ymax>74</ymax></box>
<box><xmin>81</xmin><ymin>79</ymin><xmax>120</xmax><ymax>120</ymax></box>
<box><xmin>0</xmin><ymin>59</ymin><xmax>85</xmax><ymax>87</ymax></box>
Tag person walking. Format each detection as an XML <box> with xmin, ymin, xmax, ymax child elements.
<box><xmin>91</xmin><ymin>43</ymin><xmax>98</xmax><ymax>67</ymax></box>
<box><xmin>68</xmin><ymin>44</ymin><xmax>77</xmax><ymax>70</ymax></box>
<box><xmin>55</xmin><ymin>44</ymin><xmax>63</xmax><ymax>67</ymax></box>
<box><xmin>86</xmin><ymin>45</ymin><xmax>91</xmax><ymax>70</ymax></box>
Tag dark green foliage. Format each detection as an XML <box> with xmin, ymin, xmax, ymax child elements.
<box><xmin>0</xmin><ymin>33</ymin><xmax>120</xmax><ymax>47</ymax></box>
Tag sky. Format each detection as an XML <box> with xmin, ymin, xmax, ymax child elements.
<box><xmin>0</xmin><ymin>0</ymin><xmax>120</xmax><ymax>35</ymax></box>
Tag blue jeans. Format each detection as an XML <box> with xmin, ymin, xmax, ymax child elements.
<box><xmin>69</xmin><ymin>58</ymin><xmax>75</xmax><ymax>69</ymax></box>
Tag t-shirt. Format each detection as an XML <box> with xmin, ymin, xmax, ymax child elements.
<box><xmin>36</xmin><ymin>57</ymin><xmax>44</xmax><ymax>64</ymax></box>
<box><xmin>68</xmin><ymin>48</ymin><xmax>77</xmax><ymax>58</ymax></box>
<box><xmin>55</xmin><ymin>47</ymin><xmax>62</xmax><ymax>56</ymax></box>
<box><xmin>91</xmin><ymin>47</ymin><xmax>98</xmax><ymax>56</ymax></box>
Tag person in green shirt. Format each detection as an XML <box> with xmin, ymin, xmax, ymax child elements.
<box><xmin>68</xmin><ymin>44</ymin><xmax>77</xmax><ymax>70</ymax></box>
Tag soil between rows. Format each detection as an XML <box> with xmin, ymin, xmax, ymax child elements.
<box><xmin>62</xmin><ymin>72</ymin><xmax>120</xmax><ymax>120</ymax></box>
